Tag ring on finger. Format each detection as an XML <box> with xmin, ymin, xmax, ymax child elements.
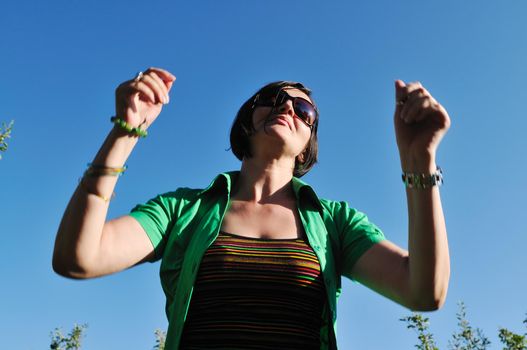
<box><xmin>134</xmin><ymin>71</ymin><xmax>144</xmax><ymax>82</ymax></box>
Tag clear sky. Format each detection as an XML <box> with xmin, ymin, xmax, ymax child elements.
<box><xmin>2</xmin><ymin>0</ymin><xmax>527</xmax><ymax>349</ymax></box>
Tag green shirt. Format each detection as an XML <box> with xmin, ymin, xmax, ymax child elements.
<box><xmin>130</xmin><ymin>171</ymin><xmax>385</xmax><ymax>350</ymax></box>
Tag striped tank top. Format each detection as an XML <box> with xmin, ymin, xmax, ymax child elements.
<box><xmin>179</xmin><ymin>231</ymin><xmax>326</xmax><ymax>350</ymax></box>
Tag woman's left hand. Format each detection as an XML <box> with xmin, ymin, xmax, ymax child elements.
<box><xmin>394</xmin><ymin>80</ymin><xmax>451</xmax><ymax>171</ymax></box>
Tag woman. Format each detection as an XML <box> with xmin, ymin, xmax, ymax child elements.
<box><xmin>53</xmin><ymin>67</ymin><xmax>450</xmax><ymax>350</ymax></box>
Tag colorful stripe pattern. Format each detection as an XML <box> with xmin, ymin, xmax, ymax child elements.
<box><xmin>179</xmin><ymin>231</ymin><xmax>326</xmax><ymax>350</ymax></box>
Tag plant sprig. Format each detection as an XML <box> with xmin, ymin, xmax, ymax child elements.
<box><xmin>0</xmin><ymin>120</ymin><xmax>14</xmax><ymax>160</ymax></box>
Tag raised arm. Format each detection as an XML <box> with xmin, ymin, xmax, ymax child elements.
<box><xmin>52</xmin><ymin>68</ymin><xmax>176</xmax><ymax>279</ymax></box>
<box><xmin>350</xmin><ymin>80</ymin><xmax>451</xmax><ymax>311</ymax></box>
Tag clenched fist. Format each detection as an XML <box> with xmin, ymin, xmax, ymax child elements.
<box><xmin>394</xmin><ymin>80</ymin><xmax>451</xmax><ymax>172</ymax></box>
<box><xmin>115</xmin><ymin>67</ymin><xmax>176</xmax><ymax>130</ymax></box>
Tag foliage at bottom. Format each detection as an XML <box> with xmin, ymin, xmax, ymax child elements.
<box><xmin>402</xmin><ymin>302</ymin><xmax>526</xmax><ymax>350</ymax></box>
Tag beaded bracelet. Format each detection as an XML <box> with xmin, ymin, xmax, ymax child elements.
<box><xmin>111</xmin><ymin>116</ymin><xmax>148</xmax><ymax>138</ymax></box>
<box><xmin>402</xmin><ymin>166</ymin><xmax>443</xmax><ymax>189</ymax></box>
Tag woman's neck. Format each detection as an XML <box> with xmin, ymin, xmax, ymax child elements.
<box><xmin>232</xmin><ymin>157</ymin><xmax>295</xmax><ymax>204</ymax></box>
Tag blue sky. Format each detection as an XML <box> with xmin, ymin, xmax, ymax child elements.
<box><xmin>2</xmin><ymin>0</ymin><xmax>527</xmax><ymax>349</ymax></box>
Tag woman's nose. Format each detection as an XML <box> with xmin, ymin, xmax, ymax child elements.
<box><xmin>276</xmin><ymin>99</ymin><xmax>295</xmax><ymax>116</ymax></box>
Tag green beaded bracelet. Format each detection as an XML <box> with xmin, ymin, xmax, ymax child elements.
<box><xmin>110</xmin><ymin>116</ymin><xmax>148</xmax><ymax>138</ymax></box>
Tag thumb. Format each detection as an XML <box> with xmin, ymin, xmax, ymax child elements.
<box><xmin>395</xmin><ymin>79</ymin><xmax>406</xmax><ymax>102</ymax></box>
<box><xmin>394</xmin><ymin>79</ymin><xmax>407</xmax><ymax>121</ymax></box>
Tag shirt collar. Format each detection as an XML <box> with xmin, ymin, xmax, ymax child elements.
<box><xmin>197</xmin><ymin>171</ymin><xmax>322</xmax><ymax>210</ymax></box>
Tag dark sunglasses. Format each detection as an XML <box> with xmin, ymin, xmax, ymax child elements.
<box><xmin>252</xmin><ymin>89</ymin><xmax>318</xmax><ymax>129</ymax></box>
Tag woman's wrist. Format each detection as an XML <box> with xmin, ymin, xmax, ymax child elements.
<box><xmin>399</xmin><ymin>149</ymin><xmax>437</xmax><ymax>173</ymax></box>
<box><xmin>111</xmin><ymin>116</ymin><xmax>148</xmax><ymax>138</ymax></box>
<box><xmin>88</xmin><ymin>125</ymin><xmax>139</xmax><ymax>172</ymax></box>
<box><xmin>110</xmin><ymin>123</ymin><xmax>143</xmax><ymax>142</ymax></box>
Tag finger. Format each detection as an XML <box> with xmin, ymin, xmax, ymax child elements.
<box><xmin>116</xmin><ymin>81</ymin><xmax>155</xmax><ymax>105</ymax></box>
<box><xmin>419</xmin><ymin>99</ymin><xmax>450</xmax><ymax>127</ymax></box>
<box><xmin>403</xmin><ymin>82</ymin><xmax>442</xmax><ymax>122</ymax></box>
<box><xmin>395</xmin><ymin>80</ymin><xmax>425</xmax><ymax>112</ymax></box>
<box><xmin>394</xmin><ymin>80</ymin><xmax>407</xmax><ymax>120</ymax></box>
<box><xmin>147</xmin><ymin>71</ymin><xmax>169</xmax><ymax>102</ymax></box>
<box><xmin>402</xmin><ymin>96</ymin><xmax>432</xmax><ymax>124</ymax></box>
<box><xmin>401</xmin><ymin>94</ymin><xmax>422</xmax><ymax>123</ymax></box>
<box><xmin>150</xmin><ymin>68</ymin><xmax>176</xmax><ymax>94</ymax></box>
<box><xmin>404</xmin><ymin>81</ymin><xmax>426</xmax><ymax>94</ymax></box>
<box><xmin>397</xmin><ymin>81</ymin><xmax>427</xmax><ymax>106</ymax></box>
<box><xmin>129</xmin><ymin>81</ymin><xmax>156</xmax><ymax>104</ymax></box>
<box><xmin>407</xmin><ymin>84</ymin><xmax>428</xmax><ymax>98</ymax></box>
<box><xmin>166</xmin><ymin>79</ymin><xmax>174</xmax><ymax>92</ymax></box>
<box><xmin>395</xmin><ymin>80</ymin><xmax>407</xmax><ymax>105</ymax></box>
<box><xmin>400</xmin><ymin>84</ymin><xmax>429</xmax><ymax>117</ymax></box>
<box><xmin>146</xmin><ymin>67</ymin><xmax>176</xmax><ymax>83</ymax></box>
<box><xmin>415</xmin><ymin>98</ymin><xmax>440</xmax><ymax>122</ymax></box>
<box><xmin>141</xmin><ymin>74</ymin><xmax>167</xmax><ymax>104</ymax></box>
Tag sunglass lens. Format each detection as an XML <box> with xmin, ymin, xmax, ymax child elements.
<box><xmin>294</xmin><ymin>98</ymin><xmax>317</xmax><ymax>125</ymax></box>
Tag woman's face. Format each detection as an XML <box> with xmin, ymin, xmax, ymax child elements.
<box><xmin>250</xmin><ymin>88</ymin><xmax>314</xmax><ymax>161</ymax></box>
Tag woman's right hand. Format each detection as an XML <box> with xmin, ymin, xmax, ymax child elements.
<box><xmin>115</xmin><ymin>67</ymin><xmax>176</xmax><ymax>129</ymax></box>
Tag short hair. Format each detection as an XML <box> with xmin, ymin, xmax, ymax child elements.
<box><xmin>230</xmin><ymin>81</ymin><xmax>319</xmax><ymax>178</ymax></box>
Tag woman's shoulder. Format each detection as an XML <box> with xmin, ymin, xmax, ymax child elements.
<box><xmin>154</xmin><ymin>187</ymin><xmax>205</xmax><ymax>202</ymax></box>
<box><xmin>147</xmin><ymin>171</ymin><xmax>236</xmax><ymax>203</ymax></box>
<box><xmin>318</xmin><ymin>197</ymin><xmax>351</xmax><ymax>211</ymax></box>
<box><xmin>316</xmin><ymin>197</ymin><xmax>371</xmax><ymax>225</ymax></box>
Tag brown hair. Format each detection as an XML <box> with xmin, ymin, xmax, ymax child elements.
<box><xmin>229</xmin><ymin>81</ymin><xmax>319</xmax><ymax>178</ymax></box>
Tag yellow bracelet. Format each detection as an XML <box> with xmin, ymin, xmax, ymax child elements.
<box><xmin>85</xmin><ymin>163</ymin><xmax>128</xmax><ymax>177</ymax></box>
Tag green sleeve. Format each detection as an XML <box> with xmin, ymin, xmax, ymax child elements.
<box><xmin>332</xmin><ymin>201</ymin><xmax>386</xmax><ymax>279</ymax></box>
<box><xmin>129</xmin><ymin>191</ymin><xmax>180</xmax><ymax>261</ymax></box>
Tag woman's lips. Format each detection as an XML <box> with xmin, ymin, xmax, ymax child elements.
<box><xmin>267</xmin><ymin>114</ymin><xmax>292</xmax><ymax>129</ymax></box>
